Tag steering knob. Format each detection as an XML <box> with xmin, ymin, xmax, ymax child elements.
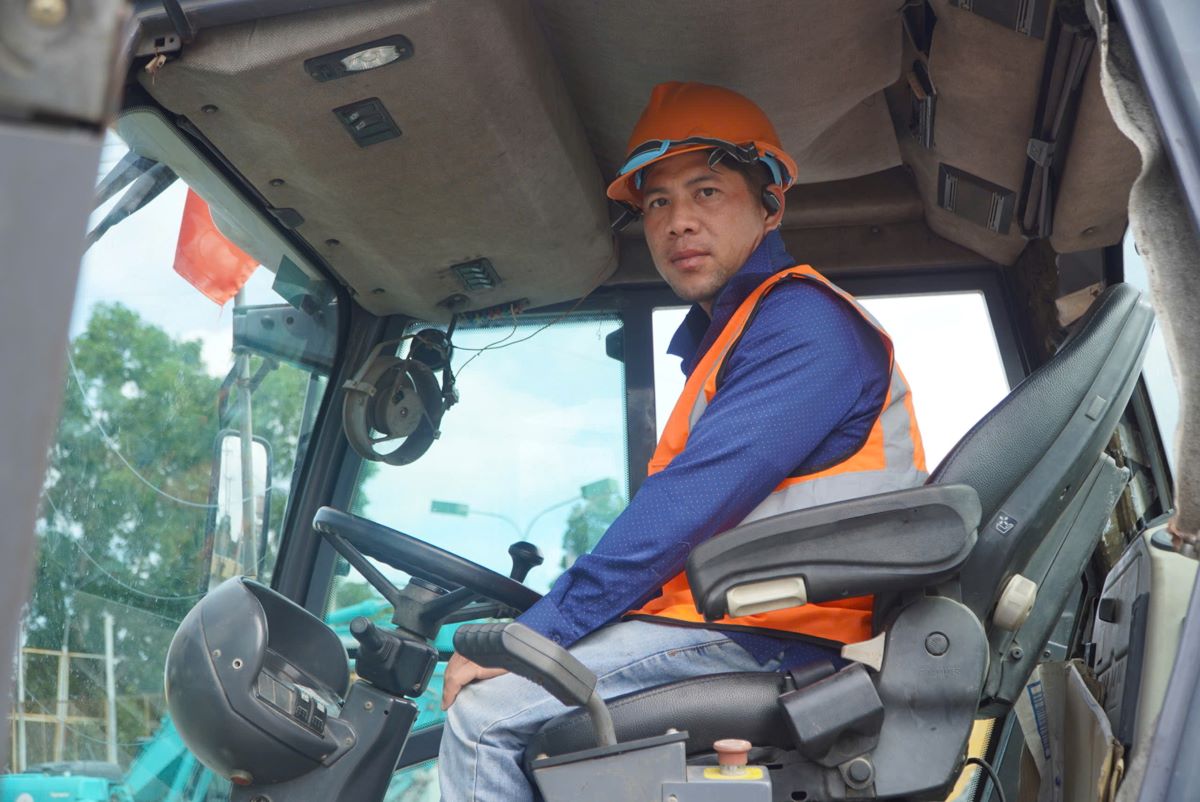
<box><xmin>349</xmin><ymin>616</ymin><xmax>385</xmax><ymax>653</ymax></box>
<box><xmin>507</xmin><ymin>541</ymin><xmax>544</xmax><ymax>583</ymax></box>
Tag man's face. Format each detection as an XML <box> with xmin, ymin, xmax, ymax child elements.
<box><xmin>641</xmin><ymin>150</ymin><xmax>783</xmax><ymax>312</ymax></box>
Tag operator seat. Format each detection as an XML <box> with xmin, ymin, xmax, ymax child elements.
<box><xmin>526</xmin><ymin>283</ymin><xmax>1153</xmax><ymax>800</ymax></box>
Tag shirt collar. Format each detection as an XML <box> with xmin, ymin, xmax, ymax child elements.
<box><xmin>666</xmin><ymin>229</ymin><xmax>795</xmax><ymax>375</ymax></box>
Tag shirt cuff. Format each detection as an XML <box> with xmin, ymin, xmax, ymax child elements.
<box><xmin>516</xmin><ymin>595</ymin><xmax>585</xmax><ymax>649</ymax></box>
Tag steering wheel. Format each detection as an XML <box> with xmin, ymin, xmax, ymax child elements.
<box><xmin>312</xmin><ymin>507</ymin><xmax>542</xmax><ymax>628</ymax></box>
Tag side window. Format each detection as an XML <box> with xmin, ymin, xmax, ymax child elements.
<box><xmin>652</xmin><ymin>289</ymin><xmax>1011</xmax><ymax>467</ymax></box>
<box><xmin>6</xmin><ymin>132</ymin><xmax>337</xmax><ymax>801</ymax></box>
<box><xmin>331</xmin><ymin>313</ymin><xmax>630</xmax><ymax>798</ymax></box>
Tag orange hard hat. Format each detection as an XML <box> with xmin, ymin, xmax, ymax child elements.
<box><xmin>607</xmin><ymin>82</ymin><xmax>798</xmax><ymax>210</ymax></box>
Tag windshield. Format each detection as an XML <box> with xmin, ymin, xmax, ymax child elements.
<box><xmin>349</xmin><ymin>314</ymin><xmax>629</xmax><ymax>592</ymax></box>
<box><xmin>3</xmin><ymin>130</ymin><xmax>338</xmax><ymax>800</ymax></box>
<box><xmin>322</xmin><ymin>312</ymin><xmax>628</xmax><ymax>798</ymax></box>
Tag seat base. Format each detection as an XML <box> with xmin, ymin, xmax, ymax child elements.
<box><xmin>525</xmin><ymin>671</ymin><xmax>795</xmax><ymax>767</ymax></box>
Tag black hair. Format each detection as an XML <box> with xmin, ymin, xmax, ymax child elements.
<box><xmin>710</xmin><ymin>155</ymin><xmax>780</xmax><ymax>213</ymax></box>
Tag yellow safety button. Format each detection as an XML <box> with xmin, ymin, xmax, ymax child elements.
<box><xmin>702</xmin><ymin>766</ymin><xmax>765</xmax><ymax>781</ymax></box>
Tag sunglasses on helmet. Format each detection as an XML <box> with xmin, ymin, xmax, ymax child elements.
<box><xmin>619</xmin><ymin>137</ymin><xmax>790</xmax><ymax>189</ymax></box>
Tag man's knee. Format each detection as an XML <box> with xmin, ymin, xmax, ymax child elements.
<box><xmin>443</xmin><ymin>681</ymin><xmax>499</xmax><ymax>750</ymax></box>
<box><xmin>444</xmin><ymin>673</ymin><xmax>555</xmax><ymax>749</ymax></box>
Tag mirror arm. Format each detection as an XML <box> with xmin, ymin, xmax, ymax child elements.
<box><xmin>246</xmin><ymin>356</ymin><xmax>279</xmax><ymax>395</ymax></box>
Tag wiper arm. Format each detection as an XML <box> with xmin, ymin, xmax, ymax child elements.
<box><xmin>93</xmin><ymin>150</ymin><xmax>159</xmax><ymax>208</ymax></box>
<box><xmin>85</xmin><ymin>161</ymin><xmax>179</xmax><ymax>251</ymax></box>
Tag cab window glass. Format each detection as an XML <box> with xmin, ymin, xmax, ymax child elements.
<box><xmin>348</xmin><ymin>314</ymin><xmax>629</xmax><ymax>592</ymax></box>
<box><xmin>6</xmin><ymin>132</ymin><xmax>337</xmax><ymax>801</ymax></box>
<box><xmin>336</xmin><ymin>313</ymin><xmax>628</xmax><ymax>797</ymax></box>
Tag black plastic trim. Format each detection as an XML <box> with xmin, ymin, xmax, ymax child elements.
<box><xmin>530</xmin><ymin>730</ymin><xmax>687</xmax><ymax>770</ymax></box>
<box><xmin>274</xmin><ymin>302</ymin><xmax>380</xmax><ymax>608</ymax></box>
<box><xmin>1136</xmin><ymin>563</ymin><xmax>1200</xmax><ymax>802</ymax></box>
<box><xmin>1119</xmin><ymin>592</ymin><xmax>1150</xmax><ymax>751</ymax></box>
<box><xmin>396</xmin><ymin>723</ymin><xmax>442</xmax><ymax>769</ymax></box>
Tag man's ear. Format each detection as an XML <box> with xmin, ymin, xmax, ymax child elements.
<box><xmin>762</xmin><ymin>185</ymin><xmax>785</xmax><ymax>231</ymax></box>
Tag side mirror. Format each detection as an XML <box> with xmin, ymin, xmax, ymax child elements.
<box><xmin>205</xmin><ymin>429</ymin><xmax>273</xmax><ymax>589</ymax></box>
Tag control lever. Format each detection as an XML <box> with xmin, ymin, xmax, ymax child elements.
<box><xmin>454</xmin><ymin>622</ymin><xmax>616</xmax><ymax>746</ymax></box>
<box><xmin>350</xmin><ymin>617</ymin><xmax>439</xmax><ymax>699</ymax></box>
<box><xmin>508</xmin><ymin>541</ymin><xmax>544</xmax><ymax>583</ymax></box>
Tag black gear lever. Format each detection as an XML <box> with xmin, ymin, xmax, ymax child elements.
<box><xmin>508</xmin><ymin>541</ymin><xmax>544</xmax><ymax>583</ymax></box>
<box><xmin>424</xmin><ymin>542</ymin><xmax>543</xmax><ymax>628</ymax></box>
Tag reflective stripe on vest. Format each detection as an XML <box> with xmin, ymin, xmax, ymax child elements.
<box><xmin>628</xmin><ymin>265</ymin><xmax>928</xmax><ymax>645</ymax></box>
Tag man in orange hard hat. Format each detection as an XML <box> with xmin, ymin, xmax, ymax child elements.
<box><xmin>439</xmin><ymin>82</ymin><xmax>926</xmax><ymax>801</ymax></box>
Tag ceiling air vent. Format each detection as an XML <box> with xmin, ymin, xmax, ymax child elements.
<box><xmin>937</xmin><ymin>164</ymin><xmax>1016</xmax><ymax>235</ymax></box>
<box><xmin>451</xmin><ymin>258</ymin><xmax>501</xmax><ymax>291</ymax></box>
<box><xmin>951</xmin><ymin>0</ymin><xmax>1051</xmax><ymax>39</ymax></box>
<box><xmin>907</xmin><ymin>61</ymin><xmax>937</xmax><ymax>149</ymax></box>
<box><xmin>333</xmin><ymin>98</ymin><xmax>401</xmax><ymax>148</ymax></box>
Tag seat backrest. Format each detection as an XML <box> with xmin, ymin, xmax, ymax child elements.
<box><xmin>931</xmin><ymin>283</ymin><xmax>1153</xmax><ymax>621</ymax></box>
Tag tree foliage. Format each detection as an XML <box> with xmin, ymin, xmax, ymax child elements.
<box><xmin>21</xmin><ymin>302</ymin><xmax>311</xmax><ymax>766</ymax></box>
<box><xmin>559</xmin><ymin>491</ymin><xmax>626</xmax><ymax>571</ymax></box>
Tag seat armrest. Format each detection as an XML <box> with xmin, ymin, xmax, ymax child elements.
<box><xmin>686</xmin><ymin>484</ymin><xmax>980</xmax><ymax>620</ymax></box>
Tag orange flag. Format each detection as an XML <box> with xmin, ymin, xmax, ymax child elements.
<box><xmin>174</xmin><ymin>189</ymin><xmax>259</xmax><ymax>305</ymax></box>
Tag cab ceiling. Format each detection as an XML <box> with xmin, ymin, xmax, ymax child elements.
<box><xmin>137</xmin><ymin>0</ymin><xmax>1140</xmax><ymax>321</ymax></box>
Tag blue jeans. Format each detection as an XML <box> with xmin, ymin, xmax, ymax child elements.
<box><xmin>438</xmin><ymin>620</ymin><xmax>783</xmax><ymax>801</ymax></box>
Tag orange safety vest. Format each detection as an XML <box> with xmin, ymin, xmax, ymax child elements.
<box><xmin>628</xmin><ymin>265</ymin><xmax>927</xmax><ymax>646</ymax></box>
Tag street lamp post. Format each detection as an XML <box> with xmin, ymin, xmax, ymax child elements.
<box><xmin>429</xmin><ymin>500</ymin><xmax>521</xmax><ymax>540</ymax></box>
<box><xmin>430</xmin><ymin>477</ymin><xmax>620</xmax><ymax>540</ymax></box>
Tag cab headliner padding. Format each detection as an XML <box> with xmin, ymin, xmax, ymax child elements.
<box><xmin>135</xmin><ymin>0</ymin><xmax>1141</xmax><ymax>316</ymax></box>
<box><xmin>532</xmin><ymin>0</ymin><xmax>903</xmax><ymax>185</ymax></box>
<box><xmin>140</xmin><ymin>0</ymin><xmax>616</xmax><ymax>320</ymax></box>
<box><xmin>1049</xmin><ymin>55</ymin><xmax>1142</xmax><ymax>254</ymax></box>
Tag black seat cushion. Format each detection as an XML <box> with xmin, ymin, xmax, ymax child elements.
<box><xmin>525</xmin><ymin>672</ymin><xmax>793</xmax><ymax>768</ymax></box>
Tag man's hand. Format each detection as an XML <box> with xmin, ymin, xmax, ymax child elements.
<box><xmin>441</xmin><ymin>652</ymin><xmax>509</xmax><ymax>710</ymax></box>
